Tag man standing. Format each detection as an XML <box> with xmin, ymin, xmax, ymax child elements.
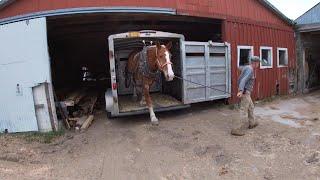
<box><xmin>231</xmin><ymin>56</ymin><xmax>260</xmax><ymax>136</ymax></box>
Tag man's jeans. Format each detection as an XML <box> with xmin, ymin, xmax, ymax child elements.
<box><xmin>233</xmin><ymin>93</ymin><xmax>256</xmax><ymax>129</ymax></box>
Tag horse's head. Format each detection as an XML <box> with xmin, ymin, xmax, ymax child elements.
<box><xmin>155</xmin><ymin>41</ymin><xmax>174</xmax><ymax>81</ymax></box>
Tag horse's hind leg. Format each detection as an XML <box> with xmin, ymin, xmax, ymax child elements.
<box><xmin>132</xmin><ymin>78</ymin><xmax>141</xmax><ymax>101</ymax></box>
<box><xmin>132</xmin><ymin>85</ymin><xmax>138</xmax><ymax>101</ymax></box>
<box><xmin>143</xmin><ymin>84</ymin><xmax>158</xmax><ymax>125</ymax></box>
<box><xmin>140</xmin><ymin>92</ymin><xmax>146</xmax><ymax>106</ymax></box>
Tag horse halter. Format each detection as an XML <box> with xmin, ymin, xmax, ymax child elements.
<box><xmin>154</xmin><ymin>46</ymin><xmax>173</xmax><ymax>72</ymax></box>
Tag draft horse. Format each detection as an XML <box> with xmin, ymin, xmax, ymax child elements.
<box><xmin>125</xmin><ymin>41</ymin><xmax>174</xmax><ymax>125</ymax></box>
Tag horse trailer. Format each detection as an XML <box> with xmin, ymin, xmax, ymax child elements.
<box><xmin>106</xmin><ymin>30</ymin><xmax>231</xmax><ymax>117</ymax></box>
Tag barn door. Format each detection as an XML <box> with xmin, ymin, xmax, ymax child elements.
<box><xmin>182</xmin><ymin>41</ymin><xmax>231</xmax><ymax>104</ymax></box>
<box><xmin>0</xmin><ymin>18</ymin><xmax>53</xmax><ymax>132</ymax></box>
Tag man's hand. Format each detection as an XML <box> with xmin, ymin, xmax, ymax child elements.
<box><xmin>237</xmin><ymin>91</ymin><xmax>243</xmax><ymax>98</ymax></box>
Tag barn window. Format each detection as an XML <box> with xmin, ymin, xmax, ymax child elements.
<box><xmin>277</xmin><ymin>48</ymin><xmax>288</xmax><ymax>67</ymax></box>
<box><xmin>237</xmin><ymin>46</ymin><xmax>254</xmax><ymax>67</ymax></box>
<box><xmin>260</xmin><ymin>47</ymin><xmax>273</xmax><ymax>69</ymax></box>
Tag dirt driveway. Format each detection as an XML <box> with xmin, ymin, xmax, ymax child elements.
<box><xmin>1</xmin><ymin>92</ymin><xmax>320</xmax><ymax>180</ymax></box>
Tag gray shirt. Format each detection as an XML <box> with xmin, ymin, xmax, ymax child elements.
<box><xmin>238</xmin><ymin>65</ymin><xmax>255</xmax><ymax>93</ymax></box>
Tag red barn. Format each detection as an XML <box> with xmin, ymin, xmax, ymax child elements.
<box><xmin>0</xmin><ymin>0</ymin><xmax>296</xmax><ymax>132</ymax></box>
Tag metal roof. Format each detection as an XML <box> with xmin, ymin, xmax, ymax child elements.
<box><xmin>0</xmin><ymin>0</ymin><xmax>294</xmax><ymax>25</ymax></box>
<box><xmin>0</xmin><ymin>0</ymin><xmax>15</xmax><ymax>9</ymax></box>
<box><xmin>295</xmin><ymin>2</ymin><xmax>320</xmax><ymax>25</ymax></box>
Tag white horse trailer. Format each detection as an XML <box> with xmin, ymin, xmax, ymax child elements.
<box><xmin>106</xmin><ymin>30</ymin><xmax>231</xmax><ymax>117</ymax></box>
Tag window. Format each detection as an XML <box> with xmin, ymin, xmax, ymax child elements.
<box><xmin>277</xmin><ymin>48</ymin><xmax>288</xmax><ymax>67</ymax></box>
<box><xmin>237</xmin><ymin>46</ymin><xmax>254</xmax><ymax>67</ymax></box>
<box><xmin>260</xmin><ymin>47</ymin><xmax>273</xmax><ymax>69</ymax></box>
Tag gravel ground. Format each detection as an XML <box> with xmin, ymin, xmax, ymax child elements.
<box><xmin>0</xmin><ymin>92</ymin><xmax>320</xmax><ymax>180</ymax></box>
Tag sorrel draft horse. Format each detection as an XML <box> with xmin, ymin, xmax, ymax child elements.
<box><xmin>125</xmin><ymin>41</ymin><xmax>174</xmax><ymax>125</ymax></box>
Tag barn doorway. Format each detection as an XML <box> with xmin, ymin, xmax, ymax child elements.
<box><xmin>301</xmin><ymin>32</ymin><xmax>320</xmax><ymax>92</ymax></box>
<box><xmin>46</xmin><ymin>13</ymin><xmax>223</xmax><ymax>121</ymax></box>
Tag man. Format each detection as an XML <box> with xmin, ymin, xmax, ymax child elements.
<box><xmin>231</xmin><ymin>56</ymin><xmax>260</xmax><ymax>136</ymax></box>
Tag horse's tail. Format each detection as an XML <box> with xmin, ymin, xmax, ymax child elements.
<box><xmin>125</xmin><ymin>62</ymin><xmax>131</xmax><ymax>88</ymax></box>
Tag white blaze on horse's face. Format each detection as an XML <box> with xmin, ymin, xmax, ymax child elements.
<box><xmin>165</xmin><ymin>50</ymin><xmax>174</xmax><ymax>81</ymax></box>
<box><xmin>159</xmin><ymin>45</ymin><xmax>174</xmax><ymax>81</ymax></box>
<box><xmin>156</xmin><ymin>43</ymin><xmax>174</xmax><ymax>81</ymax></box>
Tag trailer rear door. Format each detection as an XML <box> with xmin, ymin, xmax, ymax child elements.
<box><xmin>182</xmin><ymin>41</ymin><xmax>231</xmax><ymax>104</ymax></box>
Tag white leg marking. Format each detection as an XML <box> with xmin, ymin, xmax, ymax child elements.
<box><xmin>140</xmin><ymin>95</ymin><xmax>146</xmax><ymax>106</ymax></box>
<box><xmin>133</xmin><ymin>87</ymin><xmax>137</xmax><ymax>96</ymax></box>
<box><xmin>149</xmin><ymin>107</ymin><xmax>158</xmax><ymax>124</ymax></box>
<box><xmin>132</xmin><ymin>86</ymin><xmax>138</xmax><ymax>101</ymax></box>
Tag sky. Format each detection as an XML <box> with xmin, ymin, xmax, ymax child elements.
<box><xmin>268</xmin><ymin>0</ymin><xmax>319</xmax><ymax>20</ymax></box>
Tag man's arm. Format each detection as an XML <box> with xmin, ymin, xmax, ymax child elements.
<box><xmin>237</xmin><ymin>69</ymin><xmax>251</xmax><ymax>97</ymax></box>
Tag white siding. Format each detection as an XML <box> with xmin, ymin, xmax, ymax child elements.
<box><xmin>0</xmin><ymin>17</ymin><xmax>52</xmax><ymax>133</ymax></box>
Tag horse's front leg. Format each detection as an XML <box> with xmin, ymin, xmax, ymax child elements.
<box><xmin>143</xmin><ymin>84</ymin><xmax>158</xmax><ymax>125</ymax></box>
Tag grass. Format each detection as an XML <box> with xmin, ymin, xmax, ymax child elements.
<box><xmin>227</xmin><ymin>104</ymin><xmax>238</xmax><ymax>110</ymax></box>
<box><xmin>23</xmin><ymin>130</ymin><xmax>65</xmax><ymax>144</ymax></box>
<box><xmin>0</xmin><ymin>130</ymin><xmax>65</xmax><ymax>144</ymax></box>
<box><xmin>226</xmin><ymin>94</ymin><xmax>292</xmax><ymax>109</ymax></box>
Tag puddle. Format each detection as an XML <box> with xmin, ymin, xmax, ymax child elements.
<box><xmin>269</xmin><ymin>116</ymin><xmax>302</xmax><ymax>128</ymax></box>
<box><xmin>303</xmin><ymin>95</ymin><xmax>320</xmax><ymax>104</ymax></box>
<box><xmin>255</xmin><ymin>98</ymin><xmax>311</xmax><ymax>128</ymax></box>
<box><xmin>312</xmin><ymin>132</ymin><xmax>320</xmax><ymax>136</ymax></box>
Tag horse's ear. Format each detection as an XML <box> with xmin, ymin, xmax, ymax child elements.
<box><xmin>166</xmin><ymin>41</ymin><xmax>172</xmax><ymax>50</ymax></box>
<box><xmin>156</xmin><ymin>41</ymin><xmax>161</xmax><ymax>50</ymax></box>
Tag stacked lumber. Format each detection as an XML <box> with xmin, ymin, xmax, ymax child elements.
<box><xmin>81</xmin><ymin>115</ymin><xmax>94</xmax><ymax>130</ymax></box>
<box><xmin>59</xmin><ymin>89</ymin><xmax>98</xmax><ymax>130</ymax></box>
<box><xmin>63</xmin><ymin>88</ymin><xmax>88</xmax><ymax>107</ymax></box>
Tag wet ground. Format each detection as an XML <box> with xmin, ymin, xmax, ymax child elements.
<box><xmin>0</xmin><ymin>92</ymin><xmax>320</xmax><ymax>179</ymax></box>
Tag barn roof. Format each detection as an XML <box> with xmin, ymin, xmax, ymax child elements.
<box><xmin>0</xmin><ymin>0</ymin><xmax>15</xmax><ymax>9</ymax></box>
<box><xmin>0</xmin><ymin>0</ymin><xmax>294</xmax><ymax>25</ymax></box>
<box><xmin>295</xmin><ymin>2</ymin><xmax>320</xmax><ymax>25</ymax></box>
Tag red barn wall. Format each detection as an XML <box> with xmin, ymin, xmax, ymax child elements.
<box><xmin>0</xmin><ymin>0</ymin><xmax>291</xmax><ymax>29</ymax></box>
<box><xmin>225</xmin><ymin>20</ymin><xmax>295</xmax><ymax>102</ymax></box>
<box><xmin>0</xmin><ymin>0</ymin><xmax>295</xmax><ymax>101</ymax></box>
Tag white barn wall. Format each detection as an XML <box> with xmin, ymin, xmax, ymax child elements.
<box><xmin>0</xmin><ymin>17</ymin><xmax>56</xmax><ymax>133</ymax></box>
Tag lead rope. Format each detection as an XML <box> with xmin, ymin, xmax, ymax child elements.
<box><xmin>174</xmin><ymin>75</ymin><xmax>234</xmax><ymax>96</ymax></box>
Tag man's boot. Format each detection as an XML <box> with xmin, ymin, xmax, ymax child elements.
<box><xmin>249</xmin><ymin>120</ymin><xmax>259</xmax><ymax>129</ymax></box>
<box><xmin>231</xmin><ymin>126</ymin><xmax>246</xmax><ymax>136</ymax></box>
<box><xmin>248</xmin><ymin>118</ymin><xmax>259</xmax><ymax>129</ymax></box>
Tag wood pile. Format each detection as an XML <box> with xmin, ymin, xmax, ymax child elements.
<box><xmin>63</xmin><ymin>88</ymin><xmax>88</xmax><ymax>107</ymax></box>
<box><xmin>58</xmin><ymin>89</ymin><xmax>98</xmax><ymax>130</ymax></box>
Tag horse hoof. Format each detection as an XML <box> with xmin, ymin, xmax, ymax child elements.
<box><xmin>151</xmin><ymin>118</ymin><xmax>159</xmax><ymax>126</ymax></box>
<box><xmin>151</xmin><ymin>121</ymin><xmax>159</xmax><ymax>126</ymax></box>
